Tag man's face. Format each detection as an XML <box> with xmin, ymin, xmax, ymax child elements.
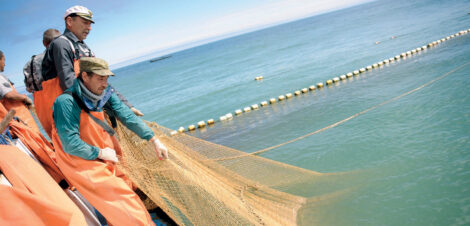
<box><xmin>67</xmin><ymin>16</ymin><xmax>92</xmax><ymax>41</ymax></box>
<box><xmin>0</xmin><ymin>56</ymin><xmax>5</xmax><ymax>72</ymax></box>
<box><xmin>83</xmin><ymin>72</ymin><xmax>109</xmax><ymax>95</ymax></box>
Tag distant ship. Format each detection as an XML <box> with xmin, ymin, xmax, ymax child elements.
<box><xmin>150</xmin><ymin>55</ymin><xmax>172</xmax><ymax>63</ymax></box>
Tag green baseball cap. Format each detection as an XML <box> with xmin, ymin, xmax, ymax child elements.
<box><xmin>80</xmin><ymin>57</ymin><xmax>114</xmax><ymax>76</ymax></box>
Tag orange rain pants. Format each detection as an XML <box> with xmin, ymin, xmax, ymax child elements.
<box><xmin>51</xmin><ymin>110</ymin><xmax>154</xmax><ymax>226</ymax></box>
<box><xmin>1</xmin><ymin>86</ymin><xmax>40</xmax><ymax>134</ymax></box>
<box><xmin>0</xmin><ymin>145</ymin><xmax>86</xmax><ymax>225</ymax></box>
<box><xmin>0</xmin><ymin>103</ymin><xmax>65</xmax><ymax>183</ymax></box>
<box><xmin>34</xmin><ymin>60</ymin><xmax>80</xmax><ymax>138</ymax></box>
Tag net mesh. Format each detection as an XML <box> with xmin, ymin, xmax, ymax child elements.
<box><xmin>115</xmin><ymin>120</ymin><xmax>354</xmax><ymax>225</ymax></box>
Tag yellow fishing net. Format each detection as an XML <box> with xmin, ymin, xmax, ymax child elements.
<box><xmin>116</xmin><ymin>120</ymin><xmax>355</xmax><ymax>225</ymax></box>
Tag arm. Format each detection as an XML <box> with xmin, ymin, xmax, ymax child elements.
<box><xmin>107</xmin><ymin>93</ymin><xmax>168</xmax><ymax>159</ymax></box>
<box><xmin>109</xmin><ymin>84</ymin><xmax>144</xmax><ymax>116</ymax></box>
<box><xmin>53</xmin><ymin>94</ymin><xmax>100</xmax><ymax>160</ymax></box>
<box><xmin>107</xmin><ymin>92</ymin><xmax>154</xmax><ymax>139</ymax></box>
<box><xmin>0</xmin><ymin>75</ymin><xmax>32</xmax><ymax>106</ymax></box>
<box><xmin>109</xmin><ymin>84</ymin><xmax>132</xmax><ymax>108</ymax></box>
<box><xmin>4</xmin><ymin>91</ymin><xmax>32</xmax><ymax>106</ymax></box>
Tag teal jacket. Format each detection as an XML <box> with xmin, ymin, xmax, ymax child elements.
<box><xmin>53</xmin><ymin>80</ymin><xmax>154</xmax><ymax>160</ymax></box>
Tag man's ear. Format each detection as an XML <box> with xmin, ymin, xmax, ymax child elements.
<box><xmin>81</xmin><ymin>71</ymin><xmax>89</xmax><ymax>82</ymax></box>
<box><xmin>65</xmin><ymin>16</ymin><xmax>73</xmax><ymax>28</ymax></box>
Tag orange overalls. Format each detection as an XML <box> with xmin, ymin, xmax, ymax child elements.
<box><xmin>34</xmin><ymin>60</ymin><xmax>80</xmax><ymax>138</ymax></box>
<box><xmin>36</xmin><ymin>42</ymin><xmax>152</xmax><ymax>225</ymax></box>
<box><xmin>0</xmin><ymin>145</ymin><xmax>87</xmax><ymax>225</ymax></box>
<box><xmin>51</xmin><ymin>99</ymin><xmax>154</xmax><ymax>226</ymax></box>
<box><xmin>0</xmin><ymin>86</ymin><xmax>40</xmax><ymax>134</ymax></box>
<box><xmin>0</xmin><ymin>103</ymin><xmax>65</xmax><ymax>183</ymax></box>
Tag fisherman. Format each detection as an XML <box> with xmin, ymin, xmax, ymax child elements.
<box><xmin>52</xmin><ymin>57</ymin><xmax>168</xmax><ymax>225</ymax></box>
<box><xmin>23</xmin><ymin>28</ymin><xmax>61</xmax><ymax>94</ymax></box>
<box><xmin>37</xmin><ymin>5</ymin><xmax>144</xmax><ymax>138</ymax></box>
<box><xmin>0</xmin><ymin>50</ymin><xmax>40</xmax><ymax>133</ymax></box>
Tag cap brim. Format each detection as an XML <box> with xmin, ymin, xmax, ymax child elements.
<box><xmin>77</xmin><ymin>14</ymin><xmax>95</xmax><ymax>23</ymax></box>
<box><xmin>92</xmin><ymin>69</ymin><xmax>114</xmax><ymax>76</ymax></box>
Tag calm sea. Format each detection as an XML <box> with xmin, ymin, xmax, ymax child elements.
<box><xmin>111</xmin><ymin>0</ymin><xmax>470</xmax><ymax>225</ymax></box>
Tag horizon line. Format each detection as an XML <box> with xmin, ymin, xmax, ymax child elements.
<box><xmin>109</xmin><ymin>0</ymin><xmax>371</xmax><ymax>70</ymax></box>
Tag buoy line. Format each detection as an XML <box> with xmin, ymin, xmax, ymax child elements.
<box><xmin>211</xmin><ymin>60</ymin><xmax>470</xmax><ymax>161</ymax></box>
<box><xmin>170</xmin><ymin>28</ymin><xmax>470</xmax><ymax>135</ymax></box>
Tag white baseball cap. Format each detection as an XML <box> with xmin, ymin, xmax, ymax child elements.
<box><xmin>64</xmin><ymin>5</ymin><xmax>94</xmax><ymax>23</ymax></box>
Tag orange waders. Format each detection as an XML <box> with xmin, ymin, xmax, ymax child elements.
<box><xmin>51</xmin><ymin>110</ymin><xmax>154</xmax><ymax>226</ymax></box>
<box><xmin>0</xmin><ymin>145</ymin><xmax>87</xmax><ymax>225</ymax></box>
<box><xmin>0</xmin><ymin>103</ymin><xmax>65</xmax><ymax>183</ymax></box>
<box><xmin>34</xmin><ymin>60</ymin><xmax>80</xmax><ymax>138</ymax></box>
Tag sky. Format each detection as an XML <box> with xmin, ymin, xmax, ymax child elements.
<box><xmin>0</xmin><ymin>0</ymin><xmax>370</xmax><ymax>86</ymax></box>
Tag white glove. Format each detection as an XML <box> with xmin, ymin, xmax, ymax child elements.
<box><xmin>152</xmin><ymin>139</ymin><xmax>168</xmax><ymax>160</ymax></box>
<box><xmin>98</xmin><ymin>147</ymin><xmax>119</xmax><ymax>163</ymax></box>
<box><xmin>131</xmin><ymin>107</ymin><xmax>144</xmax><ymax>116</ymax></box>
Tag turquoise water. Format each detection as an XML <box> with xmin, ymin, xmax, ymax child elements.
<box><xmin>112</xmin><ymin>0</ymin><xmax>470</xmax><ymax>225</ymax></box>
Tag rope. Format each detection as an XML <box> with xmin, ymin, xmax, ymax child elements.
<box><xmin>213</xmin><ymin>60</ymin><xmax>470</xmax><ymax>161</ymax></box>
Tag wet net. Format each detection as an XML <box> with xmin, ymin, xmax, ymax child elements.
<box><xmin>115</xmin><ymin>120</ymin><xmax>356</xmax><ymax>225</ymax></box>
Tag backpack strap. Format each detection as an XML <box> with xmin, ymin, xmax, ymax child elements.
<box><xmin>63</xmin><ymin>91</ymin><xmax>116</xmax><ymax>136</ymax></box>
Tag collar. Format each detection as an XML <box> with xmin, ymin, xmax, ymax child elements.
<box><xmin>69</xmin><ymin>79</ymin><xmax>114</xmax><ymax>111</ymax></box>
<box><xmin>82</xmin><ymin>86</ymin><xmax>113</xmax><ymax>111</ymax></box>
<box><xmin>64</xmin><ymin>29</ymin><xmax>83</xmax><ymax>44</ymax></box>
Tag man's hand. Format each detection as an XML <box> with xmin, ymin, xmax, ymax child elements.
<box><xmin>98</xmin><ymin>147</ymin><xmax>119</xmax><ymax>163</ymax></box>
<box><xmin>23</xmin><ymin>97</ymin><xmax>33</xmax><ymax>107</ymax></box>
<box><xmin>151</xmin><ymin>138</ymin><xmax>168</xmax><ymax>160</ymax></box>
<box><xmin>131</xmin><ymin>107</ymin><xmax>144</xmax><ymax>116</ymax></box>
<box><xmin>4</xmin><ymin>91</ymin><xmax>33</xmax><ymax>107</ymax></box>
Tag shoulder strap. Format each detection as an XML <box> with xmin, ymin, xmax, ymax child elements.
<box><xmin>103</xmin><ymin>102</ymin><xmax>118</xmax><ymax>129</ymax></box>
<box><xmin>59</xmin><ymin>36</ymin><xmax>80</xmax><ymax>60</ymax></box>
<box><xmin>30</xmin><ymin>55</ymin><xmax>40</xmax><ymax>91</ymax></box>
<box><xmin>63</xmin><ymin>91</ymin><xmax>116</xmax><ymax>136</ymax></box>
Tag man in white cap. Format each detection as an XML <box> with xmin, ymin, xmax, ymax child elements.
<box><xmin>37</xmin><ymin>5</ymin><xmax>144</xmax><ymax>138</ymax></box>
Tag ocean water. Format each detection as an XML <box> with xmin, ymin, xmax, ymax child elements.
<box><xmin>111</xmin><ymin>0</ymin><xmax>470</xmax><ymax>225</ymax></box>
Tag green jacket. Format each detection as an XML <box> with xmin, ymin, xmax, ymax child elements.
<box><xmin>53</xmin><ymin>80</ymin><xmax>154</xmax><ymax>160</ymax></box>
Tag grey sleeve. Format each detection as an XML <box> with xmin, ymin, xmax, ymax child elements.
<box><xmin>0</xmin><ymin>75</ymin><xmax>13</xmax><ymax>99</ymax></box>
<box><xmin>52</xmin><ymin>39</ymin><xmax>76</xmax><ymax>91</ymax></box>
<box><xmin>108</xmin><ymin>84</ymin><xmax>133</xmax><ymax>108</ymax></box>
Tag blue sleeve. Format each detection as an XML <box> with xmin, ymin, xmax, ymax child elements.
<box><xmin>53</xmin><ymin>94</ymin><xmax>100</xmax><ymax>160</ymax></box>
<box><xmin>108</xmin><ymin>92</ymin><xmax>154</xmax><ymax>140</ymax></box>
<box><xmin>109</xmin><ymin>84</ymin><xmax>133</xmax><ymax>108</ymax></box>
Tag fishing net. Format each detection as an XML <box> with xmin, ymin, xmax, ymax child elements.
<box><xmin>115</xmin><ymin>120</ymin><xmax>356</xmax><ymax>225</ymax></box>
